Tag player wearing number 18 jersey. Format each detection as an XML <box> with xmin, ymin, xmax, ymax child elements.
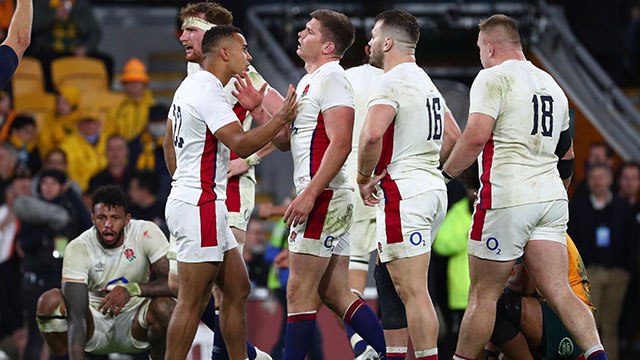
<box><xmin>442</xmin><ymin>14</ymin><xmax>606</xmax><ymax>360</ymax></box>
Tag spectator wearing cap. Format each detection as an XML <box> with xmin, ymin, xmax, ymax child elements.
<box><xmin>8</xmin><ymin>114</ymin><xmax>40</xmax><ymax>175</ymax></box>
<box><xmin>59</xmin><ymin>111</ymin><xmax>107</xmax><ymax>192</ymax></box>
<box><xmin>13</xmin><ymin>168</ymin><xmax>90</xmax><ymax>360</ymax></box>
<box><xmin>128</xmin><ymin>104</ymin><xmax>171</xmax><ymax>199</ymax></box>
<box><xmin>38</xmin><ymin>85</ymin><xmax>81</xmax><ymax>157</ymax></box>
<box><xmin>105</xmin><ymin>58</ymin><xmax>156</xmax><ymax>141</ymax></box>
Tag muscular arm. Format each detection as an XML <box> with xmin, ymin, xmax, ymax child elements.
<box><xmin>284</xmin><ymin>105</ymin><xmax>354</xmax><ymax>227</ymax></box>
<box><xmin>442</xmin><ymin>112</ymin><xmax>495</xmax><ymax>178</ymax></box>
<box><xmin>357</xmin><ymin>104</ymin><xmax>395</xmax><ymax>177</ymax></box>
<box><xmin>303</xmin><ymin>105</ymin><xmax>354</xmax><ymax>197</ymax></box>
<box><xmin>62</xmin><ymin>281</ymin><xmax>89</xmax><ymax>360</ymax></box>
<box><xmin>264</xmin><ymin>88</ymin><xmax>292</xmax><ymax>152</ymax></box>
<box><xmin>216</xmin><ymin>85</ymin><xmax>297</xmax><ymax>158</ymax></box>
<box><xmin>2</xmin><ymin>0</ymin><xmax>32</xmax><ymax>59</ymax></box>
<box><xmin>139</xmin><ymin>256</ymin><xmax>172</xmax><ymax>297</ymax></box>
<box><xmin>163</xmin><ymin>118</ymin><xmax>176</xmax><ymax>177</ymax></box>
<box><xmin>560</xmin><ymin>142</ymin><xmax>574</xmax><ymax>189</ymax></box>
<box><xmin>440</xmin><ymin>111</ymin><xmax>461</xmax><ymax>164</ymax></box>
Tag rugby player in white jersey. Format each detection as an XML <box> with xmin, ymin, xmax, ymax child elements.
<box><xmin>343</xmin><ymin>45</ymin><xmax>383</xmax><ymax>360</ymax></box>
<box><xmin>356</xmin><ymin>10</ymin><xmax>460</xmax><ymax>360</ymax></box>
<box><xmin>35</xmin><ymin>185</ymin><xmax>174</xmax><ymax>360</ymax></box>
<box><xmin>169</xmin><ymin>4</ymin><xmax>282</xmax><ymax>359</ymax></box>
<box><xmin>270</xmin><ymin>9</ymin><xmax>386</xmax><ymax>360</ymax></box>
<box><xmin>163</xmin><ymin>25</ymin><xmax>297</xmax><ymax>360</ymax></box>
<box><xmin>440</xmin><ymin>14</ymin><xmax>607</xmax><ymax>360</ymax></box>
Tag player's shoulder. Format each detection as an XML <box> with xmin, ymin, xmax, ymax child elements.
<box><xmin>314</xmin><ymin>61</ymin><xmax>348</xmax><ymax>81</ymax></box>
<box><xmin>67</xmin><ymin>228</ymin><xmax>96</xmax><ymax>253</ymax></box>
<box><xmin>125</xmin><ymin>219</ymin><xmax>163</xmax><ymax>236</ymax></box>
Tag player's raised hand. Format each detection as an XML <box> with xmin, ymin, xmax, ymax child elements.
<box><xmin>358</xmin><ymin>169</ymin><xmax>386</xmax><ymax>207</ymax></box>
<box><xmin>232</xmin><ymin>72</ymin><xmax>267</xmax><ymax>112</ymax></box>
<box><xmin>274</xmin><ymin>84</ymin><xmax>298</xmax><ymax>125</ymax></box>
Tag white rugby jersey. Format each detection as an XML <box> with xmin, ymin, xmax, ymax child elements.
<box><xmin>345</xmin><ymin>63</ymin><xmax>383</xmax><ymax>220</ymax></box>
<box><xmin>470</xmin><ymin>60</ymin><xmax>569</xmax><ymax>210</ymax></box>
<box><xmin>291</xmin><ymin>61</ymin><xmax>354</xmax><ymax>193</ymax></box>
<box><xmin>168</xmin><ymin>70</ymin><xmax>239</xmax><ymax>205</ymax></box>
<box><xmin>62</xmin><ymin>220</ymin><xmax>169</xmax><ymax>313</ymax></box>
<box><xmin>368</xmin><ymin>62</ymin><xmax>447</xmax><ymax>202</ymax></box>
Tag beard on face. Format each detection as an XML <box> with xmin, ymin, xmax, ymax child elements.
<box><xmin>97</xmin><ymin>226</ymin><xmax>125</xmax><ymax>249</ymax></box>
<box><xmin>369</xmin><ymin>48</ymin><xmax>384</xmax><ymax>69</ymax></box>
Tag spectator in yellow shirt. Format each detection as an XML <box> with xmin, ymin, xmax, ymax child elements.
<box><xmin>59</xmin><ymin>113</ymin><xmax>106</xmax><ymax>192</ymax></box>
<box><xmin>105</xmin><ymin>58</ymin><xmax>155</xmax><ymax>141</ymax></box>
<box><xmin>38</xmin><ymin>85</ymin><xmax>81</xmax><ymax>157</ymax></box>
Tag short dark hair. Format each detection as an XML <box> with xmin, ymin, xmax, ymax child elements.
<box><xmin>179</xmin><ymin>2</ymin><xmax>233</xmax><ymax>26</ymax></box>
<box><xmin>375</xmin><ymin>9</ymin><xmax>420</xmax><ymax>45</ymax></box>
<box><xmin>44</xmin><ymin>148</ymin><xmax>67</xmax><ymax>165</ymax></box>
<box><xmin>131</xmin><ymin>171</ymin><xmax>159</xmax><ymax>195</ymax></box>
<box><xmin>149</xmin><ymin>104</ymin><xmax>169</xmax><ymax>123</ymax></box>
<box><xmin>590</xmin><ymin>142</ymin><xmax>615</xmax><ymax>158</ymax></box>
<box><xmin>10</xmin><ymin>114</ymin><xmax>36</xmax><ymax>132</ymax></box>
<box><xmin>202</xmin><ymin>25</ymin><xmax>243</xmax><ymax>56</ymax></box>
<box><xmin>310</xmin><ymin>9</ymin><xmax>355</xmax><ymax>57</ymax></box>
<box><xmin>478</xmin><ymin>14</ymin><xmax>521</xmax><ymax>45</ymax></box>
<box><xmin>588</xmin><ymin>162</ymin><xmax>612</xmax><ymax>177</ymax></box>
<box><xmin>91</xmin><ymin>185</ymin><xmax>129</xmax><ymax>214</ymax></box>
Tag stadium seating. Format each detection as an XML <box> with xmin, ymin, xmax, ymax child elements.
<box><xmin>12</xmin><ymin>57</ymin><xmax>46</xmax><ymax>97</ymax></box>
<box><xmin>78</xmin><ymin>91</ymin><xmax>126</xmax><ymax>124</ymax></box>
<box><xmin>51</xmin><ymin>57</ymin><xmax>109</xmax><ymax>92</ymax></box>
<box><xmin>13</xmin><ymin>93</ymin><xmax>56</xmax><ymax>128</ymax></box>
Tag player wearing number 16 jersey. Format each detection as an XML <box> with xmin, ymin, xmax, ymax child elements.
<box><xmin>357</xmin><ymin>10</ymin><xmax>460</xmax><ymax>360</ymax></box>
<box><xmin>441</xmin><ymin>14</ymin><xmax>607</xmax><ymax>360</ymax></box>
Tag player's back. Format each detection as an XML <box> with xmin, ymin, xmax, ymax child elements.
<box><xmin>370</xmin><ymin>62</ymin><xmax>446</xmax><ymax>199</ymax></box>
<box><xmin>471</xmin><ymin>60</ymin><xmax>569</xmax><ymax>209</ymax></box>
<box><xmin>168</xmin><ymin>71</ymin><xmax>234</xmax><ymax>205</ymax></box>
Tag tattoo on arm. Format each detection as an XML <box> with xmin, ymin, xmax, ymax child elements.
<box><xmin>139</xmin><ymin>256</ymin><xmax>173</xmax><ymax>297</ymax></box>
<box><xmin>62</xmin><ymin>282</ymin><xmax>88</xmax><ymax>360</ymax></box>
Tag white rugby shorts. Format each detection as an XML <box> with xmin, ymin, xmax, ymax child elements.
<box><xmin>288</xmin><ymin>189</ymin><xmax>354</xmax><ymax>258</ymax></box>
<box><xmin>165</xmin><ymin>198</ymin><xmax>237</xmax><ymax>263</ymax></box>
<box><xmin>467</xmin><ymin>199</ymin><xmax>568</xmax><ymax>261</ymax></box>
<box><xmin>376</xmin><ymin>189</ymin><xmax>447</xmax><ymax>263</ymax></box>
<box><xmin>226</xmin><ymin>175</ymin><xmax>255</xmax><ymax>232</ymax></box>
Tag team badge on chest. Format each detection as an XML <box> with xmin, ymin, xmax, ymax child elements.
<box><xmin>124</xmin><ymin>248</ymin><xmax>136</xmax><ymax>263</ymax></box>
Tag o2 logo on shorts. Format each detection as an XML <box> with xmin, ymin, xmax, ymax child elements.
<box><xmin>557</xmin><ymin>337</ymin><xmax>574</xmax><ymax>357</ymax></box>
<box><xmin>324</xmin><ymin>236</ymin><xmax>335</xmax><ymax>250</ymax></box>
<box><xmin>486</xmin><ymin>237</ymin><xmax>501</xmax><ymax>255</ymax></box>
<box><xmin>410</xmin><ymin>232</ymin><xmax>425</xmax><ymax>246</ymax></box>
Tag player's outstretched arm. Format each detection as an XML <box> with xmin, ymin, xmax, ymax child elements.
<box><xmin>216</xmin><ymin>85</ymin><xmax>297</xmax><ymax>158</ymax></box>
<box><xmin>440</xmin><ymin>111</ymin><xmax>461</xmax><ymax>164</ymax></box>
<box><xmin>163</xmin><ymin>118</ymin><xmax>176</xmax><ymax>176</ymax></box>
<box><xmin>62</xmin><ymin>281</ymin><xmax>89</xmax><ymax>360</ymax></box>
<box><xmin>2</xmin><ymin>0</ymin><xmax>32</xmax><ymax>59</ymax></box>
<box><xmin>283</xmin><ymin>105</ymin><xmax>354</xmax><ymax>227</ymax></box>
<box><xmin>442</xmin><ymin>112</ymin><xmax>495</xmax><ymax>179</ymax></box>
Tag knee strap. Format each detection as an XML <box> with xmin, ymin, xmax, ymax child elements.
<box><xmin>37</xmin><ymin>304</ymin><xmax>68</xmax><ymax>333</ymax></box>
<box><xmin>374</xmin><ymin>262</ymin><xmax>407</xmax><ymax>330</ymax></box>
<box><xmin>490</xmin><ymin>289</ymin><xmax>522</xmax><ymax>345</ymax></box>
